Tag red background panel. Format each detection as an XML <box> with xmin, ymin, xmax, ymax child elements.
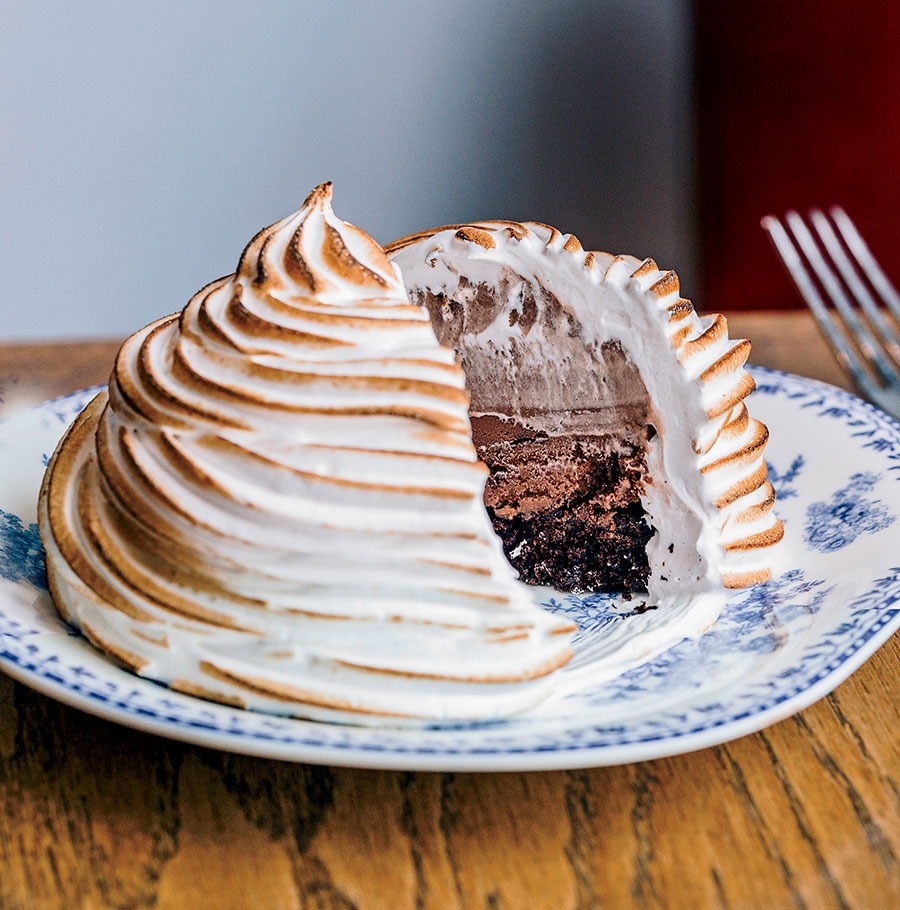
<box><xmin>696</xmin><ymin>1</ymin><xmax>900</xmax><ymax>310</ymax></box>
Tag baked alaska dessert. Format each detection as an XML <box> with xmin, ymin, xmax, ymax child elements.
<box><xmin>387</xmin><ymin>221</ymin><xmax>783</xmax><ymax>605</ymax></box>
<box><xmin>38</xmin><ymin>184</ymin><xmax>575</xmax><ymax>723</ymax></box>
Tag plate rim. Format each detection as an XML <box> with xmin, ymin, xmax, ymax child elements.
<box><xmin>1</xmin><ymin>609</ymin><xmax>897</xmax><ymax>771</ymax></box>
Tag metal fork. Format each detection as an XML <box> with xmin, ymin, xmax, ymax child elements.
<box><xmin>762</xmin><ymin>207</ymin><xmax>900</xmax><ymax>419</ymax></box>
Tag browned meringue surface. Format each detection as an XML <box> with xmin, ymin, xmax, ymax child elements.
<box><xmin>387</xmin><ymin>220</ymin><xmax>784</xmax><ymax>603</ymax></box>
<box><xmin>39</xmin><ymin>186</ymin><xmax>574</xmax><ymax>723</ymax></box>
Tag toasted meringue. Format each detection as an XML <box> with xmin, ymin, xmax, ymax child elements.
<box><xmin>39</xmin><ymin>186</ymin><xmax>575</xmax><ymax>723</ymax></box>
<box><xmin>387</xmin><ymin>221</ymin><xmax>784</xmax><ymax>607</ymax></box>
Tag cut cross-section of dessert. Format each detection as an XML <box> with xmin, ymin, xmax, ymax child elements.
<box><xmin>387</xmin><ymin>221</ymin><xmax>783</xmax><ymax>604</ymax></box>
<box><xmin>38</xmin><ymin>187</ymin><xmax>575</xmax><ymax>724</ymax></box>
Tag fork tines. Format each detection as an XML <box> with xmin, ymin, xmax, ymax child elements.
<box><xmin>762</xmin><ymin>207</ymin><xmax>900</xmax><ymax>403</ymax></box>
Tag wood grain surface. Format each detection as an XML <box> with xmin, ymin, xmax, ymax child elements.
<box><xmin>1</xmin><ymin>313</ymin><xmax>898</xmax><ymax>910</ymax></box>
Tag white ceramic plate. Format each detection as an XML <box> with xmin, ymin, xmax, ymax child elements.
<box><xmin>1</xmin><ymin>368</ymin><xmax>898</xmax><ymax>770</ymax></box>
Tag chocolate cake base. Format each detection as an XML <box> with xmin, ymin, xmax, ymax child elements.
<box><xmin>473</xmin><ymin>423</ymin><xmax>654</xmax><ymax>593</ymax></box>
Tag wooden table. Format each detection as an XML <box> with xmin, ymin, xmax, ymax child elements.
<box><xmin>0</xmin><ymin>312</ymin><xmax>897</xmax><ymax>909</ymax></box>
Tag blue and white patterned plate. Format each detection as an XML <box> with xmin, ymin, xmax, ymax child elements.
<box><xmin>1</xmin><ymin>368</ymin><xmax>898</xmax><ymax>770</ymax></box>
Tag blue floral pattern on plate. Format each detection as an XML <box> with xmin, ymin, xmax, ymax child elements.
<box><xmin>804</xmin><ymin>472</ymin><xmax>895</xmax><ymax>552</ymax></box>
<box><xmin>0</xmin><ymin>510</ymin><xmax>47</xmax><ymax>589</ymax></box>
<box><xmin>0</xmin><ymin>370</ymin><xmax>898</xmax><ymax>771</ymax></box>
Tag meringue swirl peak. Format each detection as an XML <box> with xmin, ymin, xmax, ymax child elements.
<box><xmin>39</xmin><ymin>184</ymin><xmax>575</xmax><ymax>723</ymax></box>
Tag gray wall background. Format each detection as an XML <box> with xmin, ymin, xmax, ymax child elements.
<box><xmin>1</xmin><ymin>1</ymin><xmax>695</xmax><ymax>341</ymax></box>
